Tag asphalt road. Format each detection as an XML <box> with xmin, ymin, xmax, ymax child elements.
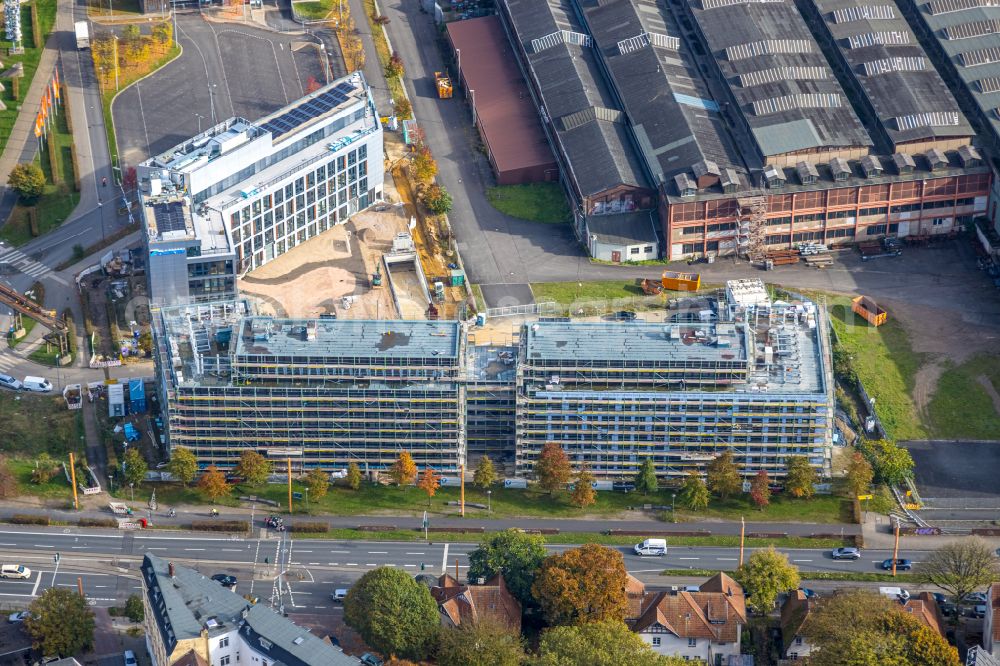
<box><xmin>0</xmin><ymin>526</ymin><xmax>930</xmax><ymax>612</ymax></box>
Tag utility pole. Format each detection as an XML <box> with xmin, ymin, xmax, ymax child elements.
<box><xmin>68</xmin><ymin>452</ymin><xmax>79</xmax><ymax>510</ymax></box>
<box><xmin>739</xmin><ymin>516</ymin><xmax>745</xmax><ymax>567</ymax></box>
<box><xmin>460</xmin><ymin>464</ymin><xmax>465</xmax><ymax>518</ymax></box>
<box><xmin>113</xmin><ymin>35</ymin><xmax>120</xmax><ymax>91</ymax></box>
<box><xmin>287</xmin><ymin>458</ymin><xmax>293</xmax><ymax>514</ymax></box>
<box><xmin>892</xmin><ymin>518</ymin><xmax>900</xmax><ymax>577</ymax></box>
<box><xmin>77</xmin><ymin>577</ymin><xmax>84</xmax><ymax>598</ymax></box>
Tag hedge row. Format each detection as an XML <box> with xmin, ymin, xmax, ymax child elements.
<box><xmin>9</xmin><ymin>514</ymin><xmax>50</xmax><ymax>525</ymax></box>
<box><xmin>79</xmin><ymin>517</ymin><xmax>117</xmax><ymax>528</ymax></box>
<box><xmin>189</xmin><ymin>520</ymin><xmax>248</xmax><ymax>533</ymax></box>
<box><xmin>289</xmin><ymin>521</ymin><xmax>329</xmax><ymax>533</ymax></box>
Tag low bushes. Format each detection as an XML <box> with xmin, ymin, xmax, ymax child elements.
<box><xmin>189</xmin><ymin>520</ymin><xmax>248</xmax><ymax>533</ymax></box>
<box><xmin>9</xmin><ymin>514</ymin><xmax>49</xmax><ymax>525</ymax></box>
<box><xmin>78</xmin><ymin>517</ymin><xmax>117</xmax><ymax>528</ymax></box>
<box><xmin>289</xmin><ymin>521</ymin><xmax>329</xmax><ymax>533</ymax></box>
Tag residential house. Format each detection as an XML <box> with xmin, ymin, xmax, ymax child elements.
<box><xmin>780</xmin><ymin>589</ymin><xmax>816</xmax><ymax>661</ymax></box>
<box><xmin>630</xmin><ymin>572</ymin><xmax>746</xmax><ymax>662</ymax></box>
<box><xmin>429</xmin><ymin>574</ymin><xmax>521</xmax><ymax>633</ymax></box>
<box><xmin>983</xmin><ymin>583</ymin><xmax>1000</xmax><ymax>657</ymax></box>
<box><xmin>140</xmin><ymin>554</ymin><xmax>358</xmax><ymax>666</ymax></box>
<box><xmin>902</xmin><ymin>592</ymin><xmax>947</xmax><ymax>639</ymax></box>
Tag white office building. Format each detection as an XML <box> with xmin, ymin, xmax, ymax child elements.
<box><xmin>138</xmin><ymin>72</ymin><xmax>384</xmax><ymax>306</ymax></box>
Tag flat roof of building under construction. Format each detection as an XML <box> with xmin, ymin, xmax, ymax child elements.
<box><xmin>234</xmin><ymin>318</ymin><xmax>461</xmax><ymax>361</ymax></box>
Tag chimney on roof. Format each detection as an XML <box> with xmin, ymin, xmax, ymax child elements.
<box><xmin>169</xmin><ymin>562</ymin><xmax>175</xmax><ymax>578</ymax></box>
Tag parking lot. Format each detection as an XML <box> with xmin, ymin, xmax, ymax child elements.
<box><xmin>113</xmin><ymin>14</ymin><xmax>327</xmax><ymax>167</ymax></box>
<box><xmin>903</xmin><ymin>439</ymin><xmax>1000</xmax><ymax>500</ymax></box>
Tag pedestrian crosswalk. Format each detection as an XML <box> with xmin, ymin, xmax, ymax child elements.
<box><xmin>0</xmin><ymin>352</ymin><xmax>17</xmax><ymax>373</ymax></box>
<box><xmin>0</xmin><ymin>245</ymin><xmax>67</xmax><ymax>285</ymax></box>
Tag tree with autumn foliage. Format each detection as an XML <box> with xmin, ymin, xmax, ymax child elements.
<box><xmin>390</xmin><ymin>451</ymin><xmax>417</xmax><ymax>487</ymax></box>
<box><xmin>679</xmin><ymin>471</ymin><xmax>710</xmax><ymax>511</ymax></box>
<box><xmin>234</xmin><ymin>450</ymin><xmax>272</xmax><ymax>487</ymax></box>
<box><xmin>784</xmin><ymin>456</ymin><xmax>817</xmax><ymax>498</ymax></box>
<box><xmin>305</xmin><ymin>75</ymin><xmax>322</xmax><ymax>94</ymax></box>
<box><xmin>707</xmin><ymin>451</ymin><xmax>742</xmax><ymax>499</ymax></box>
<box><xmin>197</xmin><ymin>464</ymin><xmax>231</xmax><ymax>503</ymax></box>
<box><xmin>474</xmin><ymin>455</ymin><xmax>496</xmax><ymax>491</ymax></box>
<box><xmin>750</xmin><ymin>469</ymin><xmax>771</xmax><ymax>510</ymax></box>
<box><xmin>734</xmin><ymin>547</ymin><xmax>800</xmax><ymax>614</ymax></box>
<box><xmin>532</xmin><ymin>543</ymin><xmax>629</xmax><ymax>626</ymax></box>
<box><xmin>416</xmin><ymin>467</ymin><xmax>440</xmax><ymax>506</ymax></box>
<box><xmin>411</xmin><ymin>143</ymin><xmax>437</xmax><ymax>184</ymax></box>
<box><xmin>534</xmin><ymin>442</ymin><xmax>571</xmax><ymax>495</ymax></box>
<box><xmin>570</xmin><ymin>464</ymin><xmax>596</xmax><ymax>509</ymax></box>
<box><xmin>845</xmin><ymin>450</ymin><xmax>874</xmax><ymax>497</ymax></box>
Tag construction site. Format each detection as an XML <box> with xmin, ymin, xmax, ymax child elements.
<box><xmin>152</xmin><ymin>279</ymin><xmax>834</xmax><ymax>480</ymax></box>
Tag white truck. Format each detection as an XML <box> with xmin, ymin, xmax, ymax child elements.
<box><xmin>75</xmin><ymin>20</ymin><xmax>89</xmax><ymax>49</ymax></box>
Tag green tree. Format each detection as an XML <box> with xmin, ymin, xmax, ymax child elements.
<box><xmin>436</xmin><ymin>622</ymin><xmax>524</xmax><ymax>666</ymax></box>
<box><xmin>918</xmin><ymin>537</ymin><xmax>998</xmax><ymax>604</ymax></box>
<box><xmin>678</xmin><ymin>471</ymin><xmax>710</xmax><ymax>511</ymax></box>
<box><xmin>346</xmin><ymin>461</ymin><xmax>362</xmax><ymax>490</ymax></box>
<box><xmin>845</xmin><ymin>450</ymin><xmax>874</xmax><ymax>497</ymax></box>
<box><xmin>750</xmin><ymin>469</ymin><xmax>771</xmax><ymax>510</ymax></box>
<box><xmin>151</xmin><ymin>21</ymin><xmax>172</xmax><ymax>46</ymax></box>
<box><xmin>535</xmin><ymin>441</ymin><xmax>571</xmax><ymax>495</ymax></box>
<box><xmin>124</xmin><ymin>594</ymin><xmax>144</xmax><ymax>622</ymax></box>
<box><xmin>167</xmin><ymin>446</ymin><xmax>198</xmax><ymax>485</ymax></box>
<box><xmin>784</xmin><ymin>456</ymin><xmax>817</xmax><ymax>498</ymax></box>
<box><xmin>305</xmin><ymin>467</ymin><xmax>329</xmax><ymax>501</ymax></box>
<box><xmin>468</xmin><ymin>528</ymin><xmax>547</xmax><ymax>608</ymax></box>
<box><xmin>24</xmin><ymin>588</ymin><xmax>95</xmax><ymax>657</ymax></box>
<box><xmin>634</xmin><ymin>458</ymin><xmax>658</xmax><ymax>496</ymax></box>
<box><xmin>570</xmin><ymin>464</ymin><xmax>596</xmax><ymax>509</ymax></box>
<box><xmin>421</xmin><ymin>183</ymin><xmax>453</xmax><ymax>215</ymax></box>
<box><xmin>7</xmin><ymin>163</ymin><xmax>45</xmax><ymax>201</ymax></box>
<box><xmin>804</xmin><ymin>589</ymin><xmax>959</xmax><ymax>666</ymax></box>
<box><xmin>474</xmin><ymin>455</ymin><xmax>497</xmax><ymax>491</ymax></box>
<box><xmin>535</xmin><ymin>620</ymin><xmax>687</xmax><ymax>666</ymax></box>
<box><xmin>122</xmin><ymin>447</ymin><xmax>148</xmax><ymax>488</ymax></box>
<box><xmin>858</xmin><ymin>439</ymin><xmax>914</xmax><ymax>486</ymax></box>
<box><xmin>734</xmin><ymin>546</ymin><xmax>800</xmax><ymax>613</ymax></box>
<box><xmin>532</xmin><ymin>543</ymin><xmax>628</xmax><ymax>626</ymax></box>
<box><xmin>706</xmin><ymin>451</ymin><xmax>741</xmax><ymax>499</ymax></box>
<box><xmin>390</xmin><ymin>451</ymin><xmax>417</xmax><ymax>486</ymax></box>
<box><xmin>234</xmin><ymin>450</ymin><xmax>272</xmax><ymax>486</ymax></box>
<box><xmin>30</xmin><ymin>453</ymin><xmax>58</xmax><ymax>485</ymax></box>
<box><xmin>197</xmin><ymin>464</ymin><xmax>231</xmax><ymax>503</ymax></box>
<box><xmin>343</xmin><ymin>566</ymin><xmax>439</xmax><ymax>660</ymax></box>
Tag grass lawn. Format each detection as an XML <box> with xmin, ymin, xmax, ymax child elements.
<box><xmin>827</xmin><ymin>296</ymin><xmax>928</xmax><ymax>440</ymax></box>
<box><xmin>292</xmin><ymin>0</ymin><xmax>334</xmax><ymax>20</ymax></box>
<box><xmin>0</xmin><ymin>391</ymin><xmax>83</xmax><ymax>457</ymax></box>
<box><xmin>486</xmin><ymin>183</ymin><xmax>571</xmax><ymax>224</ymax></box>
<box><xmin>0</xmin><ymin>0</ymin><xmax>57</xmax><ymax>157</ymax></box>
<box><xmin>28</xmin><ymin>342</ymin><xmax>73</xmax><ymax>366</ymax></box>
<box><xmin>674</xmin><ymin>493</ymin><xmax>852</xmax><ymax>524</ymax></box>
<box><xmin>8</xmin><ymin>458</ymin><xmax>74</xmax><ymax>501</ymax></box>
<box><xmin>86</xmin><ymin>0</ymin><xmax>142</xmax><ymax>15</ymax></box>
<box><xmin>927</xmin><ymin>353</ymin><xmax>1000</xmax><ymax>439</ymax></box>
<box><xmin>7</xmin><ymin>316</ymin><xmax>37</xmax><ymax>347</ymax></box>
<box><xmin>530</xmin><ymin>280</ymin><xmax>646</xmax><ymax>305</ymax></box>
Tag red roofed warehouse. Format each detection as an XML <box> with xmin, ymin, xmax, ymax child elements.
<box><xmin>446</xmin><ymin>16</ymin><xmax>558</xmax><ymax>185</ymax></box>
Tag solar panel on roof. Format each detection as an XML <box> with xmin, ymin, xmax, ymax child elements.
<box><xmin>725</xmin><ymin>39</ymin><xmax>813</xmax><ymax>60</ymax></box>
<box><xmin>154</xmin><ymin>202</ymin><xmax>188</xmax><ymax>234</ymax></box>
<box><xmin>961</xmin><ymin>46</ymin><xmax>1000</xmax><ymax>66</ymax></box>
<box><xmin>738</xmin><ymin>66</ymin><xmax>828</xmax><ymax>87</ymax></box>
<box><xmin>979</xmin><ymin>76</ymin><xmax>1000</xmax><ymax>92</ymax></box>
<box><xmin>751</xmin><ymin>93</ymin><xmax>842</xmax><ymax>116</ymax></box>
<box><xmin>894</xmin><ymin>111</ymin><xmax>960</xmax><ymax>130</ymax></box>
<box><xmin>862</xmin><ymin>56</ymin><xmax>926</xmax><ymax>75</ymax></box>
<box><xmin>701</xmin><ymin>0</ymin><xmax>784</xmax><ymax>9</ymax></box>
<box><xmin>945</xmin><ymin>18</ymin><xmax>1000</xmax><ymax>39</ymax></box>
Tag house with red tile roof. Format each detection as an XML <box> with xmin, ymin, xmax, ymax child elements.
<box><xmin>629</xmin><ymin>572</ymin><xmax>746</xmax><ymax>661</ymax></box>
<box><xmin>780</xmin><ymin>589</ymin><xmax>816</xmax><ymax>661</ymax></box>
<box><xmin>429</xmin><ymin>574</ymin><xmax>521</xmax><ymax>633</ymax></box>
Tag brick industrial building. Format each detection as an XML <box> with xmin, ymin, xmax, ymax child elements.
<box><xmin>497</xmin><ymin>0</ymin><xmax>992</xmax><ymax>262</ymax></box>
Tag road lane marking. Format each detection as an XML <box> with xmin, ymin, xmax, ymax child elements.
<box><xmin>346</xmin><ymin>563</ymin><xmax>358</xmax><ymax>566</ymax></box>
<box><xmin>792</xmin><ymin>560</ymin><xmax>813</xmax><ymax>563</ymax></box>
<box><xmin>147</xmin><ymin>548</ymin><xmax>166</xmax><ymax>550</ymax></box>
<box><xmin>309</xmin><ymin>562</ymin><xmax>320</xmax><ymax>565</ymax></box>
<box><xmin>404</xmin><ymin>564</ymin><xmax>415</xmax><ymax>568</ymax></box>
<box><xmin>441</xmin><ymin>544</ymin><xmax>449</xmax><ymax>575</ymax></box>
<box><xmin>31</xmin><ymin>573</ymin><xmax>41</xmax><ymax>597</ymax></box>
<box><xmin>366</xmin><ymin>563</ymin><xmax>376</xmax><ymax>566</ymax></box>
<box><xmin>185</xmin><ymin>548</ymin><xmax>206</xmax><ymax>551</ymax></box>
<box><xmin>405</xmin><ymin>552</ymin><xmax>425</xmax><ymax>555</ymax></box>
<box><xmin>717</xmin><ymin>558</ymin><xmax>738</xmax><ymax>561</ymax></box>
<box><xmin>297</xmin><ymin>550</ymin><xmax>313</xmax><ymax>553</ymax></box>
<box><xmin>330</xmin><ymin>551</ymin><xmax>350</xmax><ymax>554</ymax></box>
<box><xmin>0</xmin><ymin>543</ymin><xmax>16</xmax><ymax>546</ymax></box>
<box><xmin>367</xmin><ymin>551</ymin><xmax>388</xmax><ymax>554</ymax></box>
<box><xmin>678</xmin><ymin>557</ymin><xmax>700</xmax><ymax>560</ymax></box>
<box><xmin>33</xmin><ymin>545</ymin><xmax>55</xmax><ymax>548</ymax></box>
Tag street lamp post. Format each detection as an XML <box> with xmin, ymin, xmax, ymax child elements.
<box><xmin>671</xmin><ymin>493</ymin><xmax>676</xmax><ymax>523</ymax></box>
<box><xmin>195</xmin><ymin>113</ymin><xmax>205</xmax><ymax>134</ymax></box>
<box><xmin>487</xmin><ymin>490</ymin><xmax>491</xmax><ymax>514</ymax></box>
<box><xmin>304</xmin><ymin>487</ymin><xmax>309</xmax><ymax>513</ymax></box>
<box><xmin>129</xmin><ymin>482</ymin><xmax>134</xmax><ymax>502</ymax></box>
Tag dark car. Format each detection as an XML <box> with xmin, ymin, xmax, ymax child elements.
<box><xmin>831</xmin><ymin>547</ymin><xmax>861</xmax><ymax>561</ymax></box>
<box><xmin>880</xmin><ymin>558</ymin><xmax>912</xmax><ymax>571</ymax></box>
<box><xmin>211</xmin><ymin>574</ymin><xmax>238</xmax><ymax>588</ymax></box>
<box><xmin>932</xmin><ymin>592</ymin><xmax>947</xmax><ymax>604</ymax></box>
<box><xmin>613</xmin><ymin>311</ymin><xmax>637</xmax><ymax>321</ymax></box>
<box><xmin>360</xmin><ymin>654</ymin><xmax>384</xmax><ymax>666</ymax></box>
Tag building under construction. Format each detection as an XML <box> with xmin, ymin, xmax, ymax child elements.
<box><xmin>152</xmin><ymin>300</ymin><xmax>466</xmax><ymax>473</ymax></box>
<box><xmin>514</xmin><ymin>280</ymin><xmax>834</xmax><ymax>480</ymax></box>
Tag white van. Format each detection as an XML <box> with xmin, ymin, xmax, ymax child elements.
<box><xmin>633</xmin><ymin>538</ymin><xmax>667</xmax><ymax>556</ymax></box>
<box><xmin>0</xmin><ymin>564</ymin><xmax>32</xmax><ymax>579</ymax></box>
<box><xmin>878</xmin><ymin>586</ymin><xmax>910</xmax><ymax>601</ymax></box>
<box><xmin>22</xmin><ymin>376</ymin><xmax>52</xmax><ymax>392</ymax></box>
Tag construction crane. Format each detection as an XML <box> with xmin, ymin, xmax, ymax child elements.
<box><xmin>0</xmin><ymin>281</ymin><xmax>68</xmax><ymax>353</ymax></box>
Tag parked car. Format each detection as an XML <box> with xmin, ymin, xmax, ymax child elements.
<box><xmin>880</xmin><ymin>558</ymin><xmax>912</xmax><ymax>571</ymax></box>
<box><xmin>331</xmin><ymin>588</ymin><xmax>348</xmax><ymax>603</ymax></box>
<box><xmin>932</xmin><ymin>592</ymin><xmax>947</xmax><ymax>604</ymax></box>
<box><xmin>123</xmin><ymin>650</ymin><xmax>137</xmax><ymax>666</ymax></box>
<box><xmin>0</xmin><ymin>373</ymin><xmax>22</xmax><ymax>390</ymax></box>
<box><xmin>0</xmin><ymin>565</ymin><xmax>31</xmax><ymax>579</ymax></box>
<box><xmin>360</xmin><ymin>654</ymin><xmax>384</xmax><ymax>666</ymax></box>
<box><xmin>799</xmin><ymin>588</ymin><xmax>819</xmax><ymax>599</ymax></box>
<box><xmin>7</xmin><ymin>611</ymin><xmax>29</xmax><ymax>623</ymax></box>
<box><xmin>21</xmin><ymin>376</ymin><xmax>51</xmax><ymax>392</ymax></box>
<box><xmin>211</xmin><ymin>574</ymin><xmax>237</xmax><ymax>588</ymax></box>
<box><xmin>964</xmin><ymin>592</ymin><xmax>988</xmax><ymax>604</ymax></box>
<box><xmin>831</xmin><ymin>547</ymin><xmax>861</xmax><ymax>560</ymax></box>
<box><xmin>612</xmin><ymin>310</ymin><xmax>637</xmax><ymax>321</ymax></box>
<box><xmin>974</xmin><ymin>605</ymin><xmax>988</xmax><ymax>619</ymax></box>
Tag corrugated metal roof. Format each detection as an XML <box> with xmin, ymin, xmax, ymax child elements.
<box><xmin>809</xmin><ymin>0</ymin><xmax>973</xmax><ymax>149</ymax></box>
<box><xmin>685</xmin><ymin>0</ymin><xmax>873</xmax><ymax>157</ymax></box>
<box><xmin>911</xmin><ymin>0</ymin><xmax>1000</xmax><ymax>147</ymax></box>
